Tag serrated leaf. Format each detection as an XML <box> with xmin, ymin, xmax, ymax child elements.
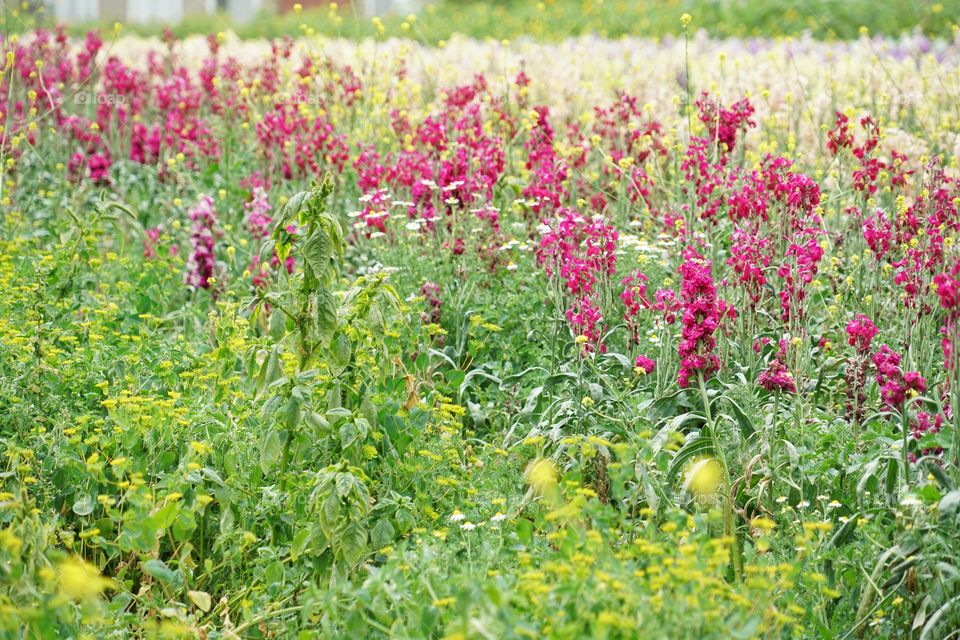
<box><xmin>340</xmin><ymin>520</ymin><xmax>367</xmax><ymax>566</ymax></box>
<box><xmin>371</xmin><ymin>518</ymin><xmax>395</xmax><ymax>549</ymax></box>
<box><xmin>335</xmin><ymin>472</ymin><xmax>356</xmax><ymax>497</ymax></box>
<box><xmin>303</xmin><ymin>230</ymin><xmax>332</xmax><ymax>278</ymax></box>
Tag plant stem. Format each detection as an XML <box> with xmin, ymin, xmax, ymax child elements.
<box><xmin>900</xmin><ymin>407</ymin><xmax>910</xmax><ymax>487</ymax></box>
<box><xmin>697</xmin><ymin>373</ymin><xmax>743</xmax><ymax>581</ymax></box>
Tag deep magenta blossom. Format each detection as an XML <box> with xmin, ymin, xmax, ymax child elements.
<box><xmin>758</xmin><ymin>342</ymin><xmax>796</xmax><ymax>394</ymax></box>
<box><xmin>845</xmin><ymin>314</ymin><xmax>879</xmax><ymax>354</ymax></box>
<box><xmin>566</xmin><ymin>296</ymin><xmax>606</xmax><ymax>354</ymax></box>
<box><xmin>634</xmin><ymin>355</ymin><xmax>656</xmax><ymax>375</ymax></box>
<box><xmin>872</xmin><ymin>345</ymin><xmax>925</xmax><ymax>408</ymax></box>
<box><xmin>677</xmin><ymin>248</ymin><xmax>720</xmax><ymax>388</ymax></box>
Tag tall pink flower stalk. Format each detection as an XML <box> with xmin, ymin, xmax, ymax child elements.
<box><xmin>185</xmin><ymin>195</ymin><xmax>220</xmax><ymax>291</ymax></box>
<box><xmin>677</xmin><ymin>248</ymin><xmax>720</xmax><ymax>388</ymax></box>
<box><xmin>844</xmin><ymin>313</ymin><xmax>878</xmax><ymax>425</ymax></box>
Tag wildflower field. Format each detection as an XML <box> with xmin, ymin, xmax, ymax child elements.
<box><xmin>4</xmin><ymin>7</ymin><xmax>960</xmax><ymax>639</ymax></box>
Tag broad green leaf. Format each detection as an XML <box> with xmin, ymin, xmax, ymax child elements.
<box><xmin>72</xmin><ymin>495</ymin><xmax>95</xmax><ymax>516</ymax></box>
<box><xmin>340</xmin><ymin>520</ymin><xmax>367</xmax><ymax>566</ymax></box>
<box><xmin>260</xmin><ymin>428</ymin><xmax>283</xmax><ymax>474</ymax></box>
<box><xmin>188</xmin><ymin>590</ymin><xmax>212</xmax><ymax>612</ymax></box>
<box><xmin>371</xmin><ymin>518</ymin><xmax>395</xmax><ymax>549</ymax></box>
<box><xmin>939</xmin><ymin>490</ymin><xmax>960</xmax><ymax>519</ymax></box>
<box><xmin>303</xmin><ymin>230</ymin><xmax>333</xmax><ymax>279</ymax></box>
<box><xmin>142</xmin><ymin>559</ymin><xmax>176</xmax><ymax>585</ymax></box>
<box><xmin>339</xmin><ymin>422</ymin><xmax>359</xmax><ymax>450</ymax></box>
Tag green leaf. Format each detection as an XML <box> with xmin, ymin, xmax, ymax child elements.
<box><xmin>141</xmin><ymin>558</ymin><xmax>176</xmax><ymax>585</ymax></box>
<box><xmin>340</xmin><ymin>520</ymin><xmax>367</xmax><ymax>566</ymax></box>
<box><xmin>173</xmin><ymin>511</ymin><xmax>197</xmax><ymax>542</ymax></box>
<box><xmin>305</xmin><ymin>411</ymin><xmax>331</xmax><ymax>435</ymax></box>
<box><xmin>920</xmin><ymin>595</ymin><xmax>960</xmax><ymax>640</ymax></box>
<box><xmin>291</xmin><ymin>528</ymin><xmax>312</xmax><ymax>562</ymax></box>
<box><xmin>724</xmin><ymin>397</ymin><xmax>756</xmax><ymax>440</ymax></box>
<box><xmin>260</xmin><ymin>428</ymin><xmax>283</xmax><ymax>474</ymax></box>
<box><xmin>277</xmin><ymin>190</ymin><xmax>308</xmax><ymax>230</ymax></box>
<box><xmin>515</xmin><ymin>518</ymin><xmax>533</xmax><ymax>545</ymax></box>
<box><xmin>339</xmin><ymin>422</ymin><xmax>359</xmax><ymax>450</ymax></box>
<box><xmin>188</xmin><ymin>590</ymin><xmax>212</xmax><ymax>613</ymax></box>
<box><xmin>458</xmin><ymin>369</ymin><xmax>502</xmax><ymax>402</ymax></box>
<box><xmin>303</xmin><ymin>230</ymin><xmax>333</xmax><ymax>279</ymax></box>
<box><xmin>321</xmin><ymin>491</ymin><xmax>340</xmax><ymax>535</ymax></box>
<box><xmin>331</xmin><ymin>331</ymin><xmax>351</xmax><ymax>366</ymax></box>
<box><xmin>857</xmin><ymin>457</ymin><xmax>882</xmax><ymax>501</ymax></box>
<box><xmin>521</xmin><ymin>386</ymin><xmax>544</xmax><ymax>416</ymax></box>
<box><xmin>939</xmin><ymin>490</ymin><xmax>960</xmax><ymax>520</ymax></box>
<box><xmin>336</xmin><ymin>472</ymin><xmax>356</xmax><ymax>497</ymax></box>
<box><xmin>920</xmin><ymin>457</ymin><xmax>954</xmax><ymax>491</ymax></box>
<box><xmin>72</xmin><ymin>495</ymin><xmax>95</xmax><ymax>516</ymax></box>
<box><xmin>826</xmin><ymin>512</ymin><xmax>859</xmax><ymax>549</ymax></box>
<box><xmin>371</xmin><ymin>518</ymin><xmax>395</xmax><ymax>549</ymax></box>
<box><xmin>667</xmin><ymin>434</ymin><xmax>715</xmax><ymax>481</ymax></box>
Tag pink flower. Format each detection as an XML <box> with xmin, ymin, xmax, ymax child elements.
<box><xmin>143</xmin><ymin>226</ymin><xmax>161</xmax><ymax>259</ymax></box>
<box><xmin>677</xmin><ymin>248</ymin><xmax>720</xmax><ymax>388</ymax></box>
<box><xmin>421</xmin><ymin>282</ymin><xmax>442</xmax><ymax>325</ymax></box>
<box><xmin>621</xmin><ymin>270</ymin><xmax>650</xmax><ymax>345</ymax></box>
<box><xmin>695</xmin><ymin>92</ymin><xmax>755</xmax><ymax>154</ymax></box>
<box><xmin>757</xmin><ymin>357</ymin><xmax>796</xmax><ymax>394</ymax></box>
<box><xmin>727</xmin><ymin>226</ymin><xmax>771</xmax><ymax>303</ymax></box>
<box><xmin>245</xmin><ymin>186</ymin><xmax>273</xmax><ymax>239</ymax></box>
<box><xmin>566</xmin><ymin>297</ymin><xmax>606</xmax><ymax>354</ymax></box>
<box><xmin>184</xmin><ymin>195</ymin><xmax>220</xmax><ymax>290</ymax></box>
<box><xmin>634</xmin><ymin>355</ymin><xmax>656</xmax><ymax>375</ymax></box>
<box><xmin>845</xmin><ymin>314</ymin><xmax>879</xmax><ymax>354</ymax></box>
<box><xmin>872</xmin><ymin>344</ymin><xmax>925</xmax><ymax>408</ymax></box>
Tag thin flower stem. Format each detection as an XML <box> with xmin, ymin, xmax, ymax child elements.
<box><xmin>697</xmin><ymin>372</ymin><xmax>743</xmax><ymax>581</ymax></box>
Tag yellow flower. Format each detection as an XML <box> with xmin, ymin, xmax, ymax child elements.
<box><xmin>526</xmin><ymin>458</ymin><xmax>558</xmax><ymax>496</ymax></box>
<box><xmin>56</xmin><ymin>556</ymin><xmax>115</xmax><ymax>601</ymax></box>
<box><xmin>751</xmin><ymin>516</ymin><xmax>777</xmax><ymax>532</ymax></box>
<box><xmin>684</xmin><ymin>458</ymin><xmax>723</xmax><ymax>496</ymax></box>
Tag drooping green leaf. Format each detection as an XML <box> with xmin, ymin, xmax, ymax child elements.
<box><xmin>141</xmin><ymin>559</ymin><xmax>176</xmax><ymax>585</ymax></box>
<box><xmin>260</xmin><ymin>428</ymin><xmax>283</xmax><ymax>474</ymax></box>
<box><xmin>188</xmin><ymin>590</ymin><xmax>212</xmax><ymax>613</ymax></box>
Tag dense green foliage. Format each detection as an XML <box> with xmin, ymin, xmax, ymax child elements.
<box><xmin>1</xmin><ymin>19</ymin><xmax>960</xmax><ymax>640</ymax></box>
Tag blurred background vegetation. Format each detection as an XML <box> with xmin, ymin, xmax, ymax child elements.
<box><xmin>11</xmin><ymin>0</ymin><xmax>960</xmax><ymax>41</ymax></box>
